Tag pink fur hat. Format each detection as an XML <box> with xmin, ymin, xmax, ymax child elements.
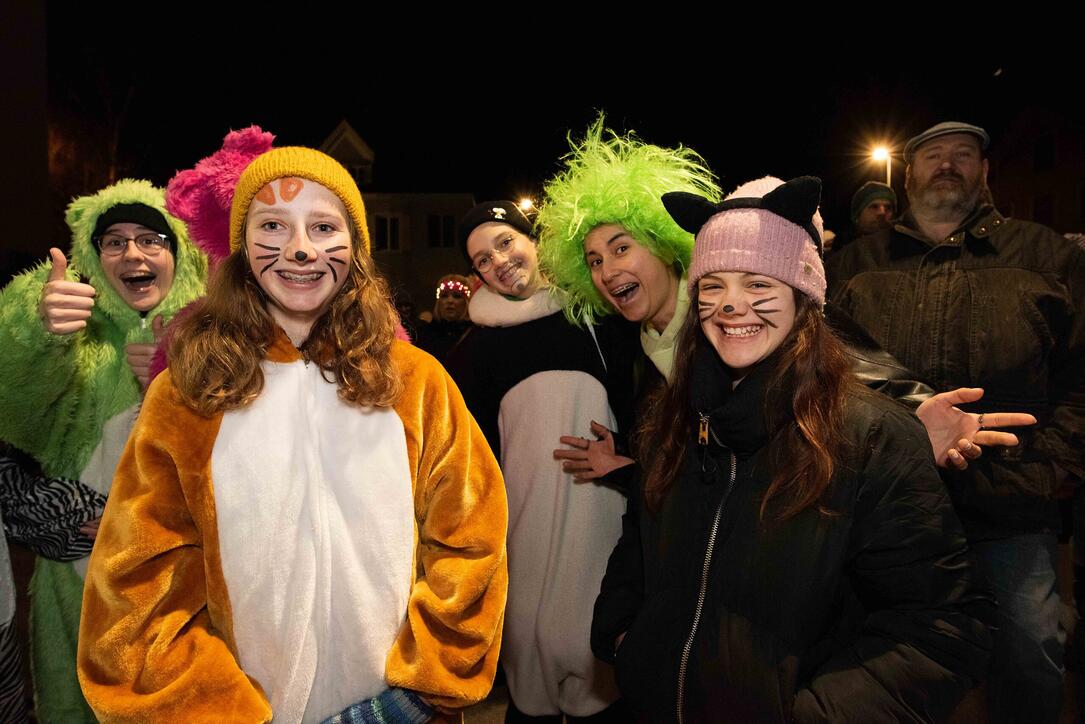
<box><xmin>166</xmin><ymin>126</ymin><xmax>275</xmax><ymax>261</ymax></box>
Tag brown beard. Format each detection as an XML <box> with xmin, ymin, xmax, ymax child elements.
<box><xmin>906</xmin><ymin>169</ymin><xmax>986</xmax><ymax>222</ymax></box>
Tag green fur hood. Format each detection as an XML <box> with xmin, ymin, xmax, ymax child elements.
<box><xmin>0</xmin><ymin>179</ymin><xmax>206</xmax><ymax>479</ymax></box>
<box><xmin>65</xmin><ymin>178</ymin><xmax>207</xmax><ymax>331</ymax></box>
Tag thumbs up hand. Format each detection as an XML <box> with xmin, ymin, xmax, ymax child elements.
<box><xmin>125</xmin><ymin>314</ymin><xmax>167</xmax><ymax>391</ymax></box>
<box><xmin>38</xmin><ymin>248</ymin><xmax>96</xmax><ymax>335</ymax></box>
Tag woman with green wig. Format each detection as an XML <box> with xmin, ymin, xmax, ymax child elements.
<box><xmin>538</xmin><ymin>118</ymin><xmax>713</xmax><ymax>385</ymax></box>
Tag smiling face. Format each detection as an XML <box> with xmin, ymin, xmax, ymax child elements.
<box><xmin>583</xmin><ymin>224</ymin><xmax>679</xmax><ymax>332</ymax></box>
<box><xmin>905</xmin><ymin>132</ymin><xmax>988</xmax><ymax>219</ymax></box>
<box><xmin>98</xmin><ymin>222</ymin><xmax>176</xmax><ymax>312</ymax></box>
<box><xmin>245</xmin><ymin>178</ymin><xmax>353</xmax><ymax>341</ymax></box>
<box><xmin>436</xmin><ymin>286</ymin><xmax>469</xmax><ymax>321</ymax></box>
<box><xmin>465</xmin><ymin>222</ymin><xmax>541</xmax><ymax>298</ymax></box>
<box><xmin>696</xmin><ymin>271</ymin><xmax>797</xmax><ymax>378</ymax></box>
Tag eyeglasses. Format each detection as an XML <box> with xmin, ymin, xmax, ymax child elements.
<box><xmin>472</xmin><ymin>234</ymin><xmax>515</xmax><ymax>274</ymax></box>
<box><xmin>96</xmin><ymin>233</ymin><xmax>171</xmax><ymax>257</ymax></box>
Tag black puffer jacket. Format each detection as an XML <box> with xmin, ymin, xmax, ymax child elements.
<box><xmin>592</xmin><ymin>350</ymin><xmax>994</xmax><ymax>723</ymax></box>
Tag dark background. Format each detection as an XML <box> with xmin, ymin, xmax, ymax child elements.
<box><xmin>3</xmin><ymin>7</ymin><xmax>1083</xmax><ymax>273</ymax></box>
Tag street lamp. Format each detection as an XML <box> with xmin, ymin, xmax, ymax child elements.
<box><xmin>871</xmin><ymin>146</ymin><xmax>891</xmax><ymax>186</ymax></box>
<box><xmin>518</xmin><ymin>197</ymin><xmax>534</xmax><ymax>212</ymax></box>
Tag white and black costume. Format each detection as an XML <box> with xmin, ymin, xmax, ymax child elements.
<box><xmin>447</xmin><ymin>286</ymin><xmax>635</xmax><ymax>718</ymax></box>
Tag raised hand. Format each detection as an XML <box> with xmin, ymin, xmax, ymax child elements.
<box><xmin>916</xmin><ymin>387</ymin><xmax>1038</xmax><ymax>470</ymax></box>
<box><xmin>38</xmin><ymin>248</ymin><xmax>95</xmax><ymax>335</ymax></box>
<box><xmin>126</xmin><ymin>315</ymin><xmax>166</xmax><ymax>390</ymax></box>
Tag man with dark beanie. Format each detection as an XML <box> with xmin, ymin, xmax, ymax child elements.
<box><xmin>830</xmin><ymin>181</ymin><xmax>897</xmax><ymax>253</ymax></box>
<box><xmin>851</xmin><ymin>180</ymin><xmax>897</xmax><ymax>236</ymax></box>
<box><xmin>828</xmin><ymin>121</ymin><xmax>1085</xmax><ymax>724</ymax></box>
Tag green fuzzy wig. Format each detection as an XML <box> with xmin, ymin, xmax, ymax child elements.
<box><xmin>537</xmin><ymin>116</ymin><xmax>721</xmax><ymax>325</ymax></box>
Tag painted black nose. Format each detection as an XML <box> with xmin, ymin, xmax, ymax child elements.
<box><xmin>294</xmin><ymin>251</ymin><xmax>308</xmax><ymax>262</ymax></box>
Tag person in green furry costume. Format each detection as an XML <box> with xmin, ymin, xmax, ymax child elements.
<box><xmin>0</xmin><ymin>179</ymin><xmax>207</xmax><ymax>722</ymax></box>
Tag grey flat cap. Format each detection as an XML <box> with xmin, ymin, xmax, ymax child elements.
<box><xmin>904</xmin><ymin>121</ymin><xmax>990</xmax><ymax>163</ymax></box>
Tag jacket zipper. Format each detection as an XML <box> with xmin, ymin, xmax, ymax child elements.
<box><xmin>677</xmin><ymin>420</ymin><xmax>736</xmax><ymax>724</ymax></box>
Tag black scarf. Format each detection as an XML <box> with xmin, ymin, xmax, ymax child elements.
<box><xmin>688</xmin><ymin>343</ymin><xmax>776</xmax><ymax>461</ymax></box>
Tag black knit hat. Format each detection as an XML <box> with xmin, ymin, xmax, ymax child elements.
<box><xmin>458</xmin><ymin>201</ymin><xmax>534</xmax><ymax>267</ymax></box>
<box><xmin>92</xmin><ymin>203</ymin><xmax>174</xmax><ymax>252</ymax></box>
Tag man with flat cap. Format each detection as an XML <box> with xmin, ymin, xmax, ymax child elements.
<box><xmin>827</xmin><ymin>121</ymin><xmax>1085</xmax><ymax>723</ymax></box>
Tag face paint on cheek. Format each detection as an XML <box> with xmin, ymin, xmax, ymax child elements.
<box><xmin>255</xmin><ymin>184</ymin><xmax>276</xmax><ymax>205</ymax></box>
<box><xmin>253</xmin><ymin>242</ymin><xmax>282</xmax><ymax>270</ymax></box>
<box><xmin>279</xmin><ymin>178</ymin><xmax>304</xmax><ymax>201</ymax></box>
<box><xmin>751</xmin><ymin>296</ymin><xmax>781</xmax><ymax>328</ymax></box>
<box><xmin>323</xmin><ymin>246</ymin><xmax>349</xmax><ymax>284</ymax></box>
<box><xmin>698</xmin><ymin>298</ymin><xmax>721</xmax><ymax>321</ymax></box>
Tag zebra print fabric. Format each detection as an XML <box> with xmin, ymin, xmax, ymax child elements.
<box><xmin>0</xmin><ymin>619</ymin><xmax>27</xmax><ymax>723</ymax></box>
<box><xmin>0</xmin><ymin>457</ymin><xmax>105</xmax><ymax>562</ymax></box>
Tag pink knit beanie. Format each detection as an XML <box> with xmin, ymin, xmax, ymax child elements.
<box><xmin>664</xmin><ymin>176</ymin><xmax>826</xmax><ymax>305</ymax></box>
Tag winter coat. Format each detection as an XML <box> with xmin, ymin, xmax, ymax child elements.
<box><xmin>414</xmin><ymin>318</ymin><xmax>473</xmax><ymax>362</ymax></box>
<box><xmin>827</xmin><ymin>205</ymin><xmax>1085</xmax><ymax>538</ymax></box>
<box><xmin>0</xmin><ymin>179</ymin><xmax>207</xmax><ymax>722</ymax></box>
<box><xmin>592</xmin><ymin>350</ymin><xmax>994</xmax><ymax>723</ymax></box>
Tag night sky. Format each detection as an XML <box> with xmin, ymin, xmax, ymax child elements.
<box><xmin>45</xmin><ymin>12</ymin><xmax>1081</xmax><ymax>233</ymax></box>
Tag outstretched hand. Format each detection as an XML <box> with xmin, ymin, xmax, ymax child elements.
<box><xmin>553</xmin><ymin>420</ymin><xmax>635</xmax><ymax>483</ymax></box>
<box><xmin>916</xmin><ymin>387</ymin><xmax>1037</xmax><ymax>470</ymax></box>
<box><xmin>39</xmin><ymin>248</ymin><xmax>96</xmax><ymax>335</ymax></box>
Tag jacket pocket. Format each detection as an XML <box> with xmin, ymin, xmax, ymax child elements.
<box><xmin>613</xmin><ymin>588</ymin><xmax>689</xmax><ymax>720</ymax></box>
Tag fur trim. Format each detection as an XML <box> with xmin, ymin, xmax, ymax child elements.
<box><xmin>166</xmin><ymin>126</ymin><xmax>276</xmax><ymax>261</ymax></box>
<box><xmin>65</xmin><ymin>179</ymin><xmax>207</xmax><ymax>327</ymax></box>
<box><xmin>467</xmin><ymin>286</ymin><xmax>564</xmax><ymax>328</ymax></box>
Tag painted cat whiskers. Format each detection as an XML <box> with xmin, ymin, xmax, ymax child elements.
<box><xmin>750</xmin><ymin>296</ymin><xmax>781</xmax><ymax>328</ymax></box>
<box><xmin>698</xmin><ymin>295</ymin><xmax>782</xmax><ymax>329</ymax></box>
<box><xmin>324</xmin><ymin>246</ymin><xmax>348</xmax><ymax>283</ymax></box>
<box><xmin>250</xmin><ymin>179</ymin><xmax>352</xmax><ymax>280</ymax></box>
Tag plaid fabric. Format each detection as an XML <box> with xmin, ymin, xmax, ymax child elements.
<box><xmin>321</xmin><ymin>688</ymin><xmax>433</xmax><ymax>724</ymax></box>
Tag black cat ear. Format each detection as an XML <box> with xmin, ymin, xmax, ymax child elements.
<box><xmin>760</xmin><ymin>176</ymin><xmax>821</xmax><ymax>227</ymax></box>
<box><xmin>662</xmin><ymin>192</ymin><xmax>720</xmax><ymax>235</ymax></box>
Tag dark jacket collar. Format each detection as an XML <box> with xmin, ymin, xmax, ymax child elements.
<box><xmin>894</xmin><ymin>204</ymin><xmax>1006</xmax><ymax>253</ymax></box>
<box><xmin>689</xmin><ymin>344</ymin><xmax>775</xmax><ymax>459</ymax></box>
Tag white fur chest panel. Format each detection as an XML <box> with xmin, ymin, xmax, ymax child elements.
<box><xmin>213</xmin><ymin>359</ymin><xmax>415</xmax><ymax>723</ymax></box>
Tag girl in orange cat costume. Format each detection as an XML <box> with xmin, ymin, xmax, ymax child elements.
<box><xmin>78</xmin><ymin>147</ymin><xmax>508</xmax><ymax>723</ymax></box>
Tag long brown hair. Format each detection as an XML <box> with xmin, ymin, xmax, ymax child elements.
<box><xmin>639</xmin><ymin>289</ymin><xmax>854</xmax><ymax>520</ymax></box>
<box><xmin>169</xmin><ymin>224</ymin><xmax>402</xmax><ymax>415</ymax></box>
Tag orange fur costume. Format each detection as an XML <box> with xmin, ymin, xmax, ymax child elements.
<box><xmin>77</xmin><ymin>333</ymin><xmax>507</xmax><ymax>722</ymax></box>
